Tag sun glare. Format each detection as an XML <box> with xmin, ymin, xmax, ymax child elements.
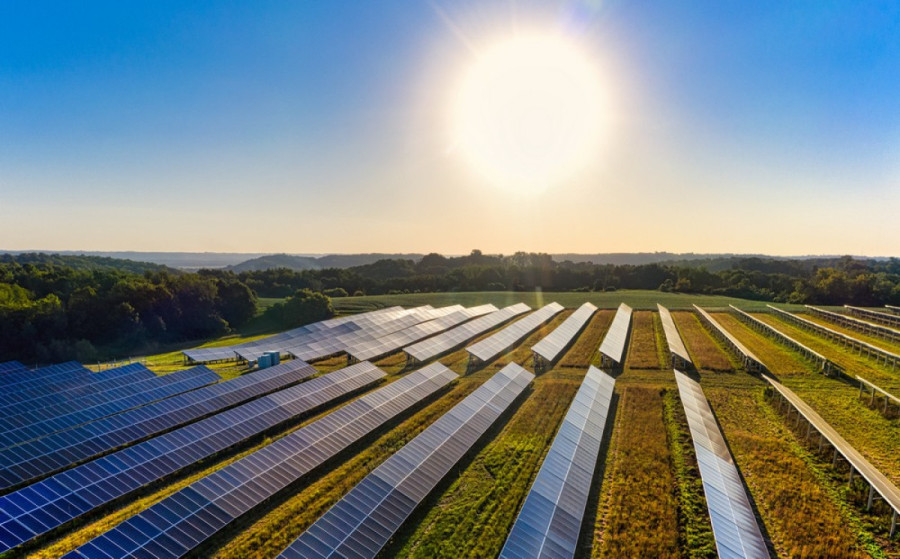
<box><xmin>452</xmin><ymin>34</ymin><xmax>605</xmax><ymax>194</ymax></box>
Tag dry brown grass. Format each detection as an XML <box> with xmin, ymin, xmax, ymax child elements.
<box><xmin>672</xmin><ymin>311</ymin><xmax>735</xmax><ymax>371</ymax></box>
<box><xmin>627</xmin><ymin>311</ymin><xmax>666</xmax><ymax>369</ymax></box>
<box><xmin>558</xmin><ymin>310</ymin><xmax>614</xmax><ymax>369</ymax></box>
<box><xmin>592</xmin><ymin>386</ymin><xmax>680</xmax><ymax>558</ymax></box>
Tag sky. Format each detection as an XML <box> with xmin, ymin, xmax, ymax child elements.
<box><xmin>1</xmin><ymin>0</ymin><xmax>898</xmax><ymax>256</ymax></box>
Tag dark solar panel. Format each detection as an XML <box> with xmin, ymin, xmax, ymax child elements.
<box><xmin>279</xmin><ymin>363</ymin><xmax>534</xmax><ymax>559</ymax></box>
<box><xmin>0</xmin><ymin>362</ymin><xmax>387</xmax><ymax>554</ymax></box>
<box><xmin>0</xmin><ymin>361</ymin><xmax>27</xmax><ymax>375</ymax></box>
<box><xmin>60</xmin><ymin>363</ymin><xmax>457</xmax><ymax>559</ymax></box>
<box><xmin>0</xmin><ymin>361</ymin><xmax>90</xmax><ymax>396</ymax></box>
<box><xmin>499</xmin><ymin>366</ymin><xmax>615</xmax><ymax>559</ymax></box>
<box><xmin>0</xmin><ymin>360</ymin><xmax>318</xmax><ymax>491</ymax></box>
<box><xmin>0</xmin><ymin>363</ymin><xmax>157</xmax><ymax>430</ymax></box>
<box><xmin>0</xmin><ymin>366</ymin><xmax>221</xmax><ymax>449</ymax></box>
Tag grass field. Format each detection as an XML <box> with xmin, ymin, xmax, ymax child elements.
<box><xmin>16</xmin><ymin>295</ymin><xmax>900</xmax><ymax>559</ymax></box>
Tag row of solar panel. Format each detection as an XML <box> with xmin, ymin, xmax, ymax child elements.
<box><xmin>404</xmin><ymin>303</ymin><xmax>531</xmax><ymax>363</ymax></box>
<box><xmin>0</xmin><ymin>361</ymin><xmax>91</xmax><ymax>399</ymax></box>
<box><xmin>499</xmin><ymin>365</ymin><xmax>614</xmax><ymax>559</ymax></box>
<box><xmin>807</xmin><ymin>305</ymin><xmax>900</xmax><ymax>343</ymax></box>
<box><xmin>657</xmin><ymin>304</ymin><xmax>693</xmax><ymax>367</ymax></box>
<box><xmin>674</xmin><ymin>371</ymin><xmax>770</xmax><ymax>559</ymax></box>
<box><xmin>0</xmin><ymin>360</ymin><xmax>318</xmax><ymax>491</ymax></box>
<box><xmin>62</xmin><ymin>363</ymin><xmax>460</xmax><ymax>559</ymax></box>
<box><xmin>0</xmin><ymin>366</ymin><xmax>221</xmax><ymax>450</ymax></box>
<box><xmin>280</xmin><ymin>363</ymin><xmax>534</xmax><ymax>559</ymax></box>
<box><xmin>467</xmin><ymin>302</ymin><xmax>564</xmax><ymax>363</ymax></box>
<box><xmin>0</xmin><ymin>362</ymin><xmax>387</xmax><ymax>553</ymax></box>
<box><xmin>0</xmin><ymin>361</ymin><xmax>26</xmax><ymax>374</ymax></box>
<box><xmin>531</xmin><ymin>302</ymin><xmax>597</xmax><ymax>365</ymax></box>
<box><xmin>597</xmin><ymin>303</ymin><xmax>633</xmax><ymax>366</ymax></box>
<box><xmin>0</xmin><ymin>363</ymin><xmax>161</xmax><ymax>432</ymax></box>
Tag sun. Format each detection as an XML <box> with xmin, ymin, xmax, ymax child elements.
<box><xmin>452</xmin><ymin>33</ymin><xmax>605</xmax><ymax>194</ymax></box>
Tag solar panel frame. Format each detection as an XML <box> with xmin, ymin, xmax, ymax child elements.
<box><xmin>806</xmin><ymin>305</ymin><xmax>900</xmax><ymax>344</ymax></box>
<box><xmin>693</xmin><ymin>305</ymin><xmax>768</xmax><ymax>374</ymax></box>
<box><xmin>531</xmin><ymin>303</ymin><xmax>597</xmax><ymax>369</ymax></box>
<box><xmin>279</xmin><ymin>363</ymin><xmax>534</xmax><ymax>559</ymax></box>
<box><xmin>61</xmin><ymin>363</ymin><xmax>458</xmax><ymax>559</ymax></box>
<box><xmin>597</xmin><ymin>303</ymin><xmax>633</xmax><ymax>367</ymax></box>
<box><xmin>0</xmin><ymin>366</ymin><xmax>221</xmax><ymax>449</ymax></box>
<box><xmin>0</xmin><ymin>362</ymin><xmax>387</xmax><ymax>554</ymax></box>
<box><xmin>657</xmin><ymin>304</ymin><xmax>693</xmax><ymax>369</ymax></box>
<box><xmin>499</xmin><ymin>365</ymin><xmax>615</xmax><ymax>559</ymax></box>
<box><xmin>845</xmin><ymin>305</ymin><xmax>900</xmax><ymax>329</ymax></box>
<box><xmin>674</xmin><ymin>370</ymin><xmax>768</xmax><ymax>559</ymax></box>
<box><xmin>0</xmin><ymin>360</ymin><xmax>319</xmax><ymax>491</ymax></box>
<box><xmin>467</xmin><ymin>303</ymin><xmax>564</xmax><ymax>364</ymax></box>
<box><xmin>403</xmin><ymin>303</ymin><xmax>524</xmax><ymax>363</ymax></box>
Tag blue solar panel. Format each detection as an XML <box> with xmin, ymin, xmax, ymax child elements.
<box><xmin>61</xmin><ymin>363</ymin><xmax>459</xmax><ymax>559</ymax></box>
<box><xmin>0</xmin><ymin>362</ymin><xmax>387</xmax><ymax>554</ymax></box>
<box><xmin>0</xmin><ymin>360</ymin><xmax>318</xmax><ymax>491</ymax></box>
<box><xmin>0</xmin><ymin>361</ymin><xmax>26</xmax><ymax>375</ymax></box>
<box><xmin>0</xmin><ymin>361</ymin><xmax>90</xmax><ymax>395</ymax></box>
<box><xmin>499</xmin><ymin>366</ymin><xmax>615</xmax><ymax>559</ymax></box>
<box><xmin>280</xmin><ymin>363</ymin><xmax>534</xmax><ymax>559</ymax></box>
<box><xmin>0</xmin><ymin>366</ymin><xmax>220</xmax><ymax>449</ymax></box>
<box><xmin>0</xmin><ymin>363</ymin><xmax>156</xmax><ymax>429</ymax></box>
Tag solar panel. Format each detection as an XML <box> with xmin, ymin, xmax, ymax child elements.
<box><xmin>0</xmin><ymin>363</ymin><xmax>157</xmax><ymax>428</ymax></box>
<box><xmin>598</xmin><ymin>303</ymin><xmax>633</xmax><ymax>368</ymax></box>
<box><xmin>60</xmin><ymin>363</ymin><xmax>459</xmax><ymax>559</ymax></box>
<box><xmin>0</xmin><ymin>366</ymin><xmax>221</xmax><ymax>449</ymax></box>
<box><xmin>657</xmin><ymin>304</ymin><xmax>692</xmax><ymax>369</ymax></box>
<box><xmin>403</xmin><ymin>303</ymin><xmax>524</xmax><ymax>363</ymax></box>
<box><xmin>0</xmin><ymin>359</ymin><xmax>319</xmax><ymax>491</ymax></box>
<box><xmin>674</xmin><ymin>371</ymin><xmax>768</xmax><ymax>559</ymax></box>
<box><xmin>0</xmin><ymin>361</ymin><xmax>91</xmax><ymax>396</ymax></box>
<box><xmin>806</xmin><ymin>305</ymin><xmax>900</xmax><ymax>344</ymax></box>
<box><xmin>0</xmin><ymin>361</ymin><xmax>26</xmax><ymax>375</ymax></box>
<box><xmin>845</xmin><ymin>305</ymin><xmax>900</xmax><ymax>329</ymax></box>
<box><xmin>468</xmin><ymin>303</ymin><xmax>564</xmax><ymax>365</ymax></box>
<box><xmin>499</xmin><ymin>365</ymin><xmax>615</xmax><ymax>559</ymax></box>
<box><xmin>532</xmin><ymin>303</ymin><xmax>597</xmax><ymax>370</ymax></box>
<box><xmin>347</xmin><ymin>306</ymin><xmax>495</xmax><ymax>362</ymax></box>
<box><xmin>0</xmin><ymin>362</ymin><xmax>387</xmax><ymax>554</ymax></box>
<box><xmin>693</xmin><ymin>305</ymin><xmax>767</xmax><ymax>374</ymax></box>
<box><xmin>182</xmin><ymin>306</ymin><xmax>405</xmax><ymax>363</ymax></box>
<box><xmin>279</xmin><ymin>363</ymin><xmax>534</xmax><ymax>559</ymax></box>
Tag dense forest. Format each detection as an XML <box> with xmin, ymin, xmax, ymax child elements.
<box><xmin>1</xmin><ymin>251</ymin><xmax>898</xmax><ymax>363</ymax></box>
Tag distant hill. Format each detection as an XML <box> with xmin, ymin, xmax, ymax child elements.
<box><xmin>227</xmin><ymin>253</ymin><xmax>425</xmax><ymax>272</ymax></box>
<box><xmin>0</xmin><ymin>252</ymin><xmax>176</xmax><ymax>274</ymax></box>
<box><xmin>550</xmin><ymin>252</ymin><xmax>771</xmax><ymax>265</ymax></box>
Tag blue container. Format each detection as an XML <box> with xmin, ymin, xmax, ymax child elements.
<box><xmin>257</xmin><ymin>354</ymin><xmax>272</xmax><ymax>369</ymax></box>
<box><xmin>265</xmin><ymin>351</ymin><xmax>281</xmax><ymax>365</ymax></box>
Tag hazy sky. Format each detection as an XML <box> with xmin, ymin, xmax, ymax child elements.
<box><xmin>1</xmin><ymin>1</ymin><xmax>898</xmax><ymax>256</ymax></box>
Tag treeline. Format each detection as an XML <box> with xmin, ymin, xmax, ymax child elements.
<box><xmin>237</xmin><ymin>251</ymin><xmax>900</xmax><ymax>306</ymax></box>
<box><xmin>0</xmin><ymin>262</ymin><xmax>258</xmax><ymax>363</ymax></box>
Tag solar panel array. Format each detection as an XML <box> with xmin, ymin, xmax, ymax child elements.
<box><xmin>767</xmin><ymin>305</ymin><xmax>900</xmax><ymax>370</ymax></box>
<box><xmin>888</xmin><ymin>305</ymin><xmax>900</xmax><ymax>315</ymax></box>
<box><xmin>0</xmin><ymin>360</ymin><xmax>318</xmax><ymax>491</ymax></box>
<box><xmin>283</xmin><ymin>306</ymin><xmax>462</xmax><ymax>364</ymax></box>
<box><xmin>0</xmin><ymin>361</ymin><xmax>26</xmax><ymax>375</ymax></box>
<box><xmin>468</xmin><ymin>303</ymin><xmax>564</xmax><ymax>364</ymax></box>
<box><xmin>728</xmin><ymin>305</ymin><xmax>837</xmax><ymax>376</ymax></box>
<box><xmin>765</xmin><ymin>376</ymin><xmax>900</xmax><ymax>536</ymax></box>
<box><xmin>845</xmin><ymin>305</ymin><xmax>900</xmax><ymax>329</ymax></box>
<box><xmin>806</xmin><ymin>305</ymin><xmax>900</xmax><ymax>344</ymax></box>
<box><xmin>280</xmin><ymin>363</ymin><xmax>535</xmax><ymax>559</ymax></box>
<box><xmin>0</xmin><ymin>363</ymin><xmax>158</xmax><ymax>432</ymax></box>
<box><xmin>657</xmin><ymin>304</ymin><xmax>692</xmax><ymax>369</ymax></box>
<box><xmin>0</xmin><ymin>366</ymin><xmax>221</xmax><ymax>449</ymax></box>
<box><xmin>63</xmin><ymin>363</ymin><xmax>458</xmax><ymax>559</ymax></box>
<box><xmin>693</xmin><ymin>305</ymin><xmax>768</xmax><ymax>375</ymax></box>
<box><xmin>674</xmin><ymin>370</ymin><xmax>768</xmax><ymax>559</ymax></box>
<box><xmin>598</xmin><ymin>303</ymin><xmax>633</xmax><ymax>367</ymax></box>
<box><xmin>531</xmin><ymin>302</ymin><xmax>597</xmax><ymax>370</ymax></box>
<box><xmin>0</xmin><ymin>362</ymin><xmax>386</xmax><ymax>553</ymax></box>
<box><xmin>499</xmin><ymin>366</ymin><xmax>614</xmax><ymax>559</ymax></box>
<box><xmin>182</xmin><ymin>306</ymin><xmax>405</xmax><ymax>363</ymax></box>
<box><xmin>348</xmin><ymin>305</ymin><xmax>495</xmax><ymax>362</ymax></box>
<box><xmin>857</xmin><ymin>376</ymin><xmax>900</xmax><ymax>416</ymax></box>
<box><xmin>404</xmin><ymin>303</ymin><xmax>528</xmax><ymax>363</ymax></box>
<box><xmin>0</xmin><ymin>361</ymin><xmax>91</xmax><ymax>398</ymax></box>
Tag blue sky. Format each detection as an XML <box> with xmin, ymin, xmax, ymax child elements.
<box><xmin>1</xmin><ymin>1</ymin><xmax>898</xmax><ymax>255</ymax></box>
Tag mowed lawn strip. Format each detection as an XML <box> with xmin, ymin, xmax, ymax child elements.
<box><xmin>672</xmin><ymin>311</ymin><xmax>735</xmax><ymax>372</ymax></box>
<box><xmin>626</xmin><ymin>311</ymin><xmax>665</xmax><ymax>370</ymax></box>
<box><xmin>706</xmin><ymin>385</ymin><xmax>871</xmax><ymax>558</ymax></box>
<box><xmin>591</xmin><ymin>386</ymin><xmax>679</xmax><ymax>558</ymax></box>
